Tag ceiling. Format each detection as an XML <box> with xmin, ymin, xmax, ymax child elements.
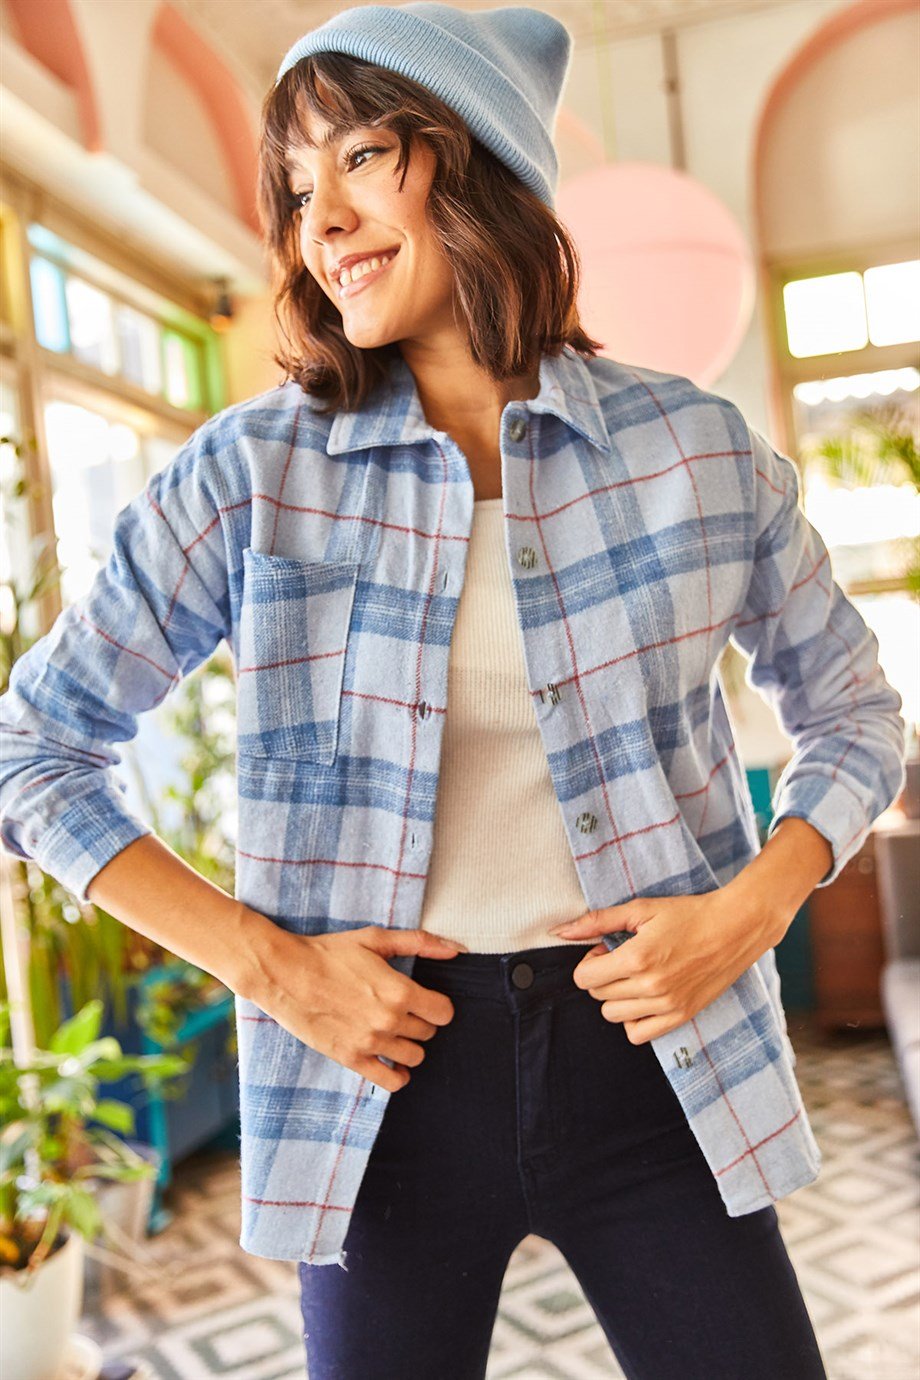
<box><xmin>173</xmin><ymin>0</ymin><xmax>804</xmax><ymax>100</ymax></box>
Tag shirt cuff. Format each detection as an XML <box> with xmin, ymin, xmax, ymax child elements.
<box><xmin>767</xmin><ymin>775</ymin><xmax>873</xmax><ymax>888</ymax></box>
<box><xmin>24</xmin><ymin>787</ymin><xmax>153</xmax><ymax>906</ymax></box>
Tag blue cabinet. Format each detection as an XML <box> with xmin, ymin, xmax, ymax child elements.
<box><xmin>102</xmin><ymin>964</ymin><xmax>240</xmax><ymax>1231</ymax></box>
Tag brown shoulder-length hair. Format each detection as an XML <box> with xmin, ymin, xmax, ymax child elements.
<box><xmin>257</xmin><ymin>51</ymin><xmax>604</xmax><ymax>415</ymax></box>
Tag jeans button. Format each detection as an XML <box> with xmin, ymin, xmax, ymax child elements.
<box><xmin>511</xmin><ymin>962</ymin><xmax>534</xmax><ymax>989</ymax></box>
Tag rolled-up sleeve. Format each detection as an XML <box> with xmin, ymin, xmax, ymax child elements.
<box><xmin>728</xmin><ymin>418</ymin><xmax>908</xmax><ymax>887</ymax></box>
<box><xmin>0</xmin><ymin>421</ymin><xmax>230</xmax><ymax>904</ymax></box>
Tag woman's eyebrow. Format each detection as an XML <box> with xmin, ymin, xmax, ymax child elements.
<box><xmin>285</xmin><ymin>125</ymin><xmax>361</xmax><ymax>173</ymax></box>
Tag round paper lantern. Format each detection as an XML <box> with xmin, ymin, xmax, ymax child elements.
<box><xmin>555</xmin><ymin>162</ymin><xmax>755</xmax><ymax>387</ymax></box>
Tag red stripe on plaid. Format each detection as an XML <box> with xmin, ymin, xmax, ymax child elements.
<box><xmin>244</xmin><ymin>1196</ymin><xmax>352</xmax><ymax>1211</ymax></box>
<box><xmin>3</xmin><ymin>725</ymin><xmax>113</xmax><ymax>766</ymax></box>
<box><xmin>77</xmin><ymin>608</ymin><xmax>177</xmax><ymax>684</ymax></box>
<box><xmin>237</xmin><ymin>648</ymin><xmax>345</xmax><ymax>674</ymax></box>
<box><xmin>713</xmin><ymin>1104</ymin><xmax>804</xmax><ymax>1183</ymax></box>
<box><xmin>235</xmin><ymin>848</ymin><xmax>427</xmax><ymax>881</ymax></box>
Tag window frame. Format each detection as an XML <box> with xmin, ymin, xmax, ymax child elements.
<box><xmin>767</xmin><ymin>234</ymin><xmax>919</xmax><ymax>600</ymax></box>
<box><xmin>0</xmin><ymin>162</ymin><xmax>226</xmax><ymax>632</ymax></box>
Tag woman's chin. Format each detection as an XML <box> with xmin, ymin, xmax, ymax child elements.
<box><xmin>342</xmin><ymin>319</ymin><xmax>400</xmax><ymax>350</ymax></box>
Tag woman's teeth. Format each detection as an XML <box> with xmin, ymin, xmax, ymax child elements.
<box><xmin>338</xmin><ymin>251</ymin><xmax>396</xmax><ymax>289</ymax></box>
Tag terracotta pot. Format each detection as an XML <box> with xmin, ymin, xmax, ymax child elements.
<box><xmin>0</xmin><ymin>1228</ymin><xmax>84</xmax><ymax>1380</ymax></box>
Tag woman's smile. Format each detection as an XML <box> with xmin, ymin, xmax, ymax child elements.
<box><xmin>335</xmin><ymin>247</ymin><xmax>400</xmax><ymax>300</ymax></box>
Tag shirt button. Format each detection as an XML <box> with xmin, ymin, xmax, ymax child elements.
<box><xmin>416</xmin><ymin>700</ymin><xmax>431</xmax><ymax>719</ymax></box>
<box><xmin>517</xmin><ymin>545</ymin><xmax>537</xmax><ymax>568</ymax></box>
<box><xmin>511</xmin><ymin>962</ymin><xmax>534</xmax><ymax>989</ymax></box>
<box><xmin>509</xmin><ymin>417</ymin><xmax>527</xmax><ymax>442</ymax></box>
<box><xmin>576</xmin><ymin>811</ymin><xmax>598</xmax><ymax>834</ymax></box>
<box><xmin>540</xmin><ymin>682</ymin><xmax>562</xmax><ymax>706</ymax></box>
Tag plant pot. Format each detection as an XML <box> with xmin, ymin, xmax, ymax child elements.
<box><xmin>83</xmin><ymin>1139</ymin><xmax>161</xmax><ymax>1306</ymax></box>
<box><xmin>0</xmin><ymin>1228</ymin><xmax>84</xmax><ymax>1380</ymax></box>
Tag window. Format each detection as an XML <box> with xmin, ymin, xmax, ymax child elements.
<box><xmin>0</xmin><ymin>172</ymin><xmax>229</xmax><ymax>834</ymax></box>
<box><xmin>28</xmin><ymin>224</ymin><xmax>212</xmax><ymax>414</ymax></box>
<box><xmin>774</xmin><ymin>251</ymin><xmax>920</xmax><ymax>737</ymax></box>
<box><xmin>782</xmin><ymin>260</ymin><xmax>919</xmax><ymax>359</ymax></box>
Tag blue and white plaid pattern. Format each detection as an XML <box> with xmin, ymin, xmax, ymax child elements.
<box><xmin>0</xmin><ymin>347</ymin><xmax>907</xmax><ymax>1267</ymax></box>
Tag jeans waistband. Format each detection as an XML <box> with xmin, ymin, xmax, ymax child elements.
<box><xmin>411</xmin><ymin>942</ymin><xmax>598</xmax><ymax>1008</ymax></box>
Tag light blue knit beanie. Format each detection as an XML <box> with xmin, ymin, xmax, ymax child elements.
<box><xmin>274</xmin><ymin>3</ymin><xmax>574</xmax><ymax>209</ymax></box>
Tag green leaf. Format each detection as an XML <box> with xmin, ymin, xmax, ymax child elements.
<box><xmin>63</xmin><ymin>1187</ymin><xmax>102</xmax><ymax>1239</ymax></box>
<box><xmin>0</xmin><ymin>1125</ymin><xmax>34</xmax><ymax>1174</ymax></box>
<box><xmin>79</xmin><ymin>1161</ymin><xmax>155</xmax><ymax>1183</ymax></box>
<box><xmin>49</xmin><ymin>1000</ymin><xmax>103</xmax><ymax>1055</ymax></box>
<box><xmin>90</xmin><ymin>1099</ymin><xmax>135</xmax><ymax>1134</ymax></box>
<box><xmin>77</xmin><ymin>1036</ymin><xmax>124</xmax><ymax>1068</ymax></box>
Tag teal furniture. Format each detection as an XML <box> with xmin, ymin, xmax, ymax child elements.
<box><xmin>746</xmin><ymin>765</ymin><xmax>815</xmax><ymax>1012</ymax></box>
<box><xmin>99</xmin><ymin>963</ymin><xmax>240</xmax><ymax>1233</ymax></box>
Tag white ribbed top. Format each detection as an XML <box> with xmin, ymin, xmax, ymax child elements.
<box><xmin>418</xmin><ymin>498</ymin><xmax>588</xmax><ymax>952</ymax></box>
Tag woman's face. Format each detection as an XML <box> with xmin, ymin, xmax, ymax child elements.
<box><xmin>285</xmin><ymin>111</ymin><xmax>458</xmax><ymax>350</ymax></box>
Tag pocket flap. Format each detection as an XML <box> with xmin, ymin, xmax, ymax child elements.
<box><xmin>237</xmin><ymin>547</ymin><xmax>360</xmax><ymax>764</ymax></box>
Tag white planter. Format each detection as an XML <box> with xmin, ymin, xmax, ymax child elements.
<box><xmin>0</xmin><ymin>1229</ymin><xmax>84</xmax><ymax>1380</ymax></box>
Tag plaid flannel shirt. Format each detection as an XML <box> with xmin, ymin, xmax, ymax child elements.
<box><xmin>0</xmin><ymin>346</ymin><xmax>907</xmax><ymax>1266</ymax></box>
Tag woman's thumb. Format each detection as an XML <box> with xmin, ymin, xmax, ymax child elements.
<box><xmin>366</xmin><ymin>925</ymin><xmax>469</xmax><ymax>955</ymax></box>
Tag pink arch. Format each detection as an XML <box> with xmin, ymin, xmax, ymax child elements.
<box><xmin>751</xmin><ymin>0</ymin><xmax>917</xmax><ymax>438</ymax></box>
<box><xmin>152</xmin><ymin>3</ymin><xmax>260</xmax><ymax>235</ymax></box>
<box><xmin>7</xmin><ymin>0</ymin><xmax>100</xmax><ymax>150</ymax></box>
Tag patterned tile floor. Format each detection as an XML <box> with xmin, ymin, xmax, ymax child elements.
<box><xmin>80</xmin><ymin>1016</ymin><xmax>920</xmax><ymax>1379</ymax></box>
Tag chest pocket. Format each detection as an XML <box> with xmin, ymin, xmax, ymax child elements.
<box><xmin>237</xmin><ymin>546</ymin><xmax>360</xmax><ymax>765</ymax></box>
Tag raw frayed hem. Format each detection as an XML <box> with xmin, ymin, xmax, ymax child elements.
<box><xmin>298</xmin><ymin>1246</ymin><xmax>349</xmax><ymax>1271</ymax></box>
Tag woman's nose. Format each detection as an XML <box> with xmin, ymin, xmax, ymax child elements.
<box><xmin>303</xmin><ymin>182</ymin><xmax>355</xmax><ymax>242</ymax></box>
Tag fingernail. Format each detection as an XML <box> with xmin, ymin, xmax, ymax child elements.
<box><xmin>548</xmin><ymin>924</ymin><xmax>576</xmax><ymax>935</ymax></box>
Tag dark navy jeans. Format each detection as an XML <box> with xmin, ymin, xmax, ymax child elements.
<box><xmin>298</xmin><ymin>941</ymin><xmax>828</xmax><ymax>1379</ymax></box>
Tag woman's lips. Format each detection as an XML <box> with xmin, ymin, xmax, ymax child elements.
<box><xmin>336</xmin><ymin>249</ymin><xmax>399</xmax><ymax>300</ymax></box>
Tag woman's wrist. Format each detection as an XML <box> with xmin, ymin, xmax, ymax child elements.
<box><xmin>225</xmin><ymin>903</ymin><xmax>298</xmax><ymax>1004</ymax></box>
<box><xmin>219</xmin><ymin>905</ymin><xmax>284</xmax><ymax>1004</ymax></box>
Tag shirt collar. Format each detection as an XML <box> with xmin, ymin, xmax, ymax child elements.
<box><xmin>325</xmin><ymin>346</ymin><xmax>611</xmax><ymax>456</ymax></box>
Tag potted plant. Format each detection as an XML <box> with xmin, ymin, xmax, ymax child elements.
<box><xmin>0</xmin><ymin>998</ymin><xmax>187</xmax><ymax>1380</ymax></box>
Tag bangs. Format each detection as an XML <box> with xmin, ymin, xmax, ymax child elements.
<box><xmin>264</xmin><ymin>54</ymin><xmax>401</xmax><ymax>193</ymax></box>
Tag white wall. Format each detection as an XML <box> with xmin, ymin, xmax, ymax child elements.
<box><xmin>564</xmin><ymin>0</ymin><xmax>847</xmax><ymax>439</ymax></box>
<box><xmin>760</xmin><ymin>5</ymin><xmax>920</xmax><ymax>257</ymax></box>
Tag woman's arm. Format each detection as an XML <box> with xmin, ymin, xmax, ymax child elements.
<box><xmin>84</xmin><ymin>833</ymin><xmax>276</xmax><ymax>1001</ymax></box>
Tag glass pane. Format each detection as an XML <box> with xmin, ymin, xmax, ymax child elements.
<box><xmin>162</xmin><ymin>329</ymin><xmax>202</xmax><ymax>410</ymax></box>
<box><xmin>30</xmin><ymin>256</ymin><xmax>70</xmax><ymax>353</ymax></box>
<box><xmin>792</xmin><ymin>368</ymin><xmax>920</xmax><ymax>587</ymax></box>
<box><xmin>865</xmin><ymin>260</ymin><xmax>920</xmax><ymax>348</ymax></box>
<box><xmin>851</xmin><ymin>591</ymin><xmax>920</xmax><ymax>737</ymax></box>
<box><xmin>65</xmin><ymin>276</ymin><xmax>119</xmax><ymax>375</ymax></box>
<box><xmin>783</xmin><ymin>272</ymin><xmax>868</xmax><ymax>359</ymax></box>
<box><xmin>43</xmin><ymin>396</ymin><xmax>164</xmax><ymax>604</ymax></box>
<box><xmin>115</xmin><ymin>303</ymin><xmax>163</xmax><ymax>395</ymax></box>
<box><xmin>42</xmin><ymin>390</ymin><xmax>195</xmax><ymax>822</ymax></box>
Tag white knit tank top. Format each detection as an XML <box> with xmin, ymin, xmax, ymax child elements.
<box><xmin>418</xmin><ymin>498</ymin><xmax>588</xmax><ymax>952</ymax></box>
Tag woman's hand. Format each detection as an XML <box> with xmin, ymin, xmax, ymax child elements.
<box><xmin>546</xmin><ymin>891</ymin><xmax>786</xmax><ymax>1045</ymax></box>
<box><xmin>239</xmin><ymin>916</ymin><xmax>469</xmax><ymax>1093</ymax></box>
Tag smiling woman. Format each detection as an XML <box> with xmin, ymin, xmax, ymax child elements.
<box><xmin>3</xmin><ymin>3</ymin><xmax>908</xmax><ymax>1379</ymax></box>
<box><xmin>256</xmin><ymin>46</ymin><xmax>602</xmax><ymax>415</ymax></box>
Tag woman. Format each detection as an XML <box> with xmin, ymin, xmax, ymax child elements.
<box><xmin>0</xmin><ymin>4</ymin><xmax>907</xmax><ymax>1377</ymax></box>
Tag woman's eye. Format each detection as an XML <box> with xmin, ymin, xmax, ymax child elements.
<box><xmin>288</xmin><ymin>144</ymin><xmax>386</xmax><ymax>212</ymax></box>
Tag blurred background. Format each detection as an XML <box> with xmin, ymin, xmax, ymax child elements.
<box><xmin>0</xmin><ymin>2</ymin><xmax>917</xmax><ymax>1378</ymax></box>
